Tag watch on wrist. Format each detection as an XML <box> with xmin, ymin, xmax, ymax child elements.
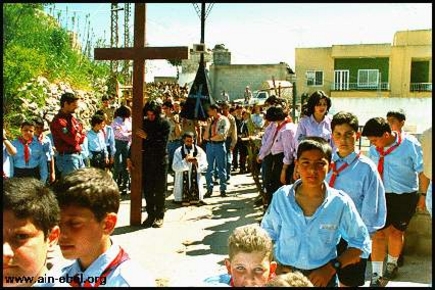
<box><xmin>330</xmin><ymin>258</ymin><xmax>341</xmax><ymax>272</ymax></box>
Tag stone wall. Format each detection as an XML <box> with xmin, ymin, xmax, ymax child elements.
<box><xmin>404</xmin><ymin>211</ymin><xmax>432</xmax><ymax>256</ymax></box>
<box><xmin>13</xmin><ymin>76</ymin><xmax>102</xmax><ymax>131</ymax></box>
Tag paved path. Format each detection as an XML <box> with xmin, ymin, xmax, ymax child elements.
<box><xmin>55</xmin><ymin>172</ymin><xmax>432</xmax><ymax>287</ymax></box>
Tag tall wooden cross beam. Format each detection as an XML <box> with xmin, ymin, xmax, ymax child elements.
<box><xmin>94</xmin><ymin>3</ymin><xmax>189</xmax><ymax>226</ymax></box>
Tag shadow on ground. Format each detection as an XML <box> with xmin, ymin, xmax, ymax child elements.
<box><xmin>184</xmin><ymin>190</ymin><xmax>264</xmax><ymax>257</ymax></box>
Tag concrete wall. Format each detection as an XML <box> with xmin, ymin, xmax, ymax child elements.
<box><xmin>209</xmin><ymin>63</ymin><xmax>290</xmax><ymax>101</ymax></box>
<box><xmin>331</xmin><ymin>96</ymin><xmax>432</xmax><ymax>134</ymax></box>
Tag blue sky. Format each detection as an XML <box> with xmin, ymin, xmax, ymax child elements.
<box><xmin>45</xmin><ymin>3</ymin><xmax>432</xmax><ymax>81</ymax></box>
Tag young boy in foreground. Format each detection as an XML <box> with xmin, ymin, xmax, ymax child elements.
<box><xmin>43</xmin><ymin>167</ymin><xmax>155</xmax><ymax>287</ymax></box>
<box><xmin>203</xmin><ymin>224</ymin><xmax>277</xmax><ymax>287</ymax></box>
<box><xmin>3</xmin><ymin>177</ymin><xmax>60</xmax><ymax>287</ymax></box>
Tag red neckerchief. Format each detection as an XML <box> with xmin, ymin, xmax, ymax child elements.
<box><xmin>272</xmin><ymin>116</ymin><xmax>291</xmax><ymax>142</ymax></box>
<box><xmin>376</xmin><ymin>132</ymin><xmax>402</xmax><ymax>179</ymax></box>
<box><xmin>69</xmin><ymin>247</ymin><xmax>130</xmax><ymax>287</ymax></box>
<box><xmin>329</xmin><ymin>152</ymin><xmax>362</xmax><ymax>187</ymax></box>
<box><xmin>18</xmin><ymin>137</ymin><xmax>32</xmax><ymax>164</ymax></box>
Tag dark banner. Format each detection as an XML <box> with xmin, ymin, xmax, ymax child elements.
<box><xmin>180</xmin><ymin>63</ymin><xmax>215</xmax><ymax>121</ymax></box>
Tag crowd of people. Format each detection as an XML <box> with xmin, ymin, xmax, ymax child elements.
<box><xmin>3</xmin><ymin>86</ymin><xmax>432</xmax><ymax>287</ymax></box>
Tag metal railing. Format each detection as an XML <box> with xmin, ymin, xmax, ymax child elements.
<box><xmin>331</xmin><ymin>82</ymin><xmax>390</xmax><ymax>91</ymax></box>
<box><xmin>410</xmin><ymin>83</ymin><xmax>432</xmax><ymax>92</ymax></box>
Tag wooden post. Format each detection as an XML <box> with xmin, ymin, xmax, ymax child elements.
<box><xmin>94</xmin><ymin>3</ymin><xmax>189</xmax><ymax>226</ymax></box>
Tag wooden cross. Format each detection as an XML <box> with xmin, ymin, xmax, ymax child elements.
<box><xmin>94</xmin><ymin>3</ymin><xmax>189</xmax><ymax>226</ymax></box>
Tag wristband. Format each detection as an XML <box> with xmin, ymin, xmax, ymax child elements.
<box><xmin>420</xmin><ymin>192</ymin><xmax>427</xmax><ymax>196</ymax></box>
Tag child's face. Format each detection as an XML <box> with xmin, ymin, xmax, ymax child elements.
<box><xmin>58</xmin><ymin>205</ymin><xmax>114</xmax><ymax>269</ymax></box>
<box><xmin>225</xmin><ymin>251</ymin><xmax>276</xmax><ymax>287</ymax></box>
<box><xmin>93</xmin><ymin>122</ymin><xmax>104</xmax><ymax>131</ymax></box>
<box><xmin>3</xmin><ymin>210</ymin><xmax>56</xmax><ymax>287</ymax></box>
<box><xmin>296</xmin><ymin>149</ymin><xmax>330</xmax><ymax>187</ymax></box>
<box><xmin>20</xmin><ymin>125</ymin><xmax>35</xmax><ymax>141</ymax></box>
<box><xmin>332</xmin><ymin>123</ymin><xmax>359</xmax><ymax>157</ymax></box>
<box><xmin>34</xmin><ymin>124</ymin><xmax>44</xmax><ymax>137</ymax></box>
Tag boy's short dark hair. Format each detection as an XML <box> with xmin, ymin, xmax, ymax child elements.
<box><xmin>20</xmin><ymin>119</ymin><xmax>36</xmax><ymax>128</ymax></box>
<box><xmin>265</xmin><ymin>106</ymin><xmax>286</xmax><ymax>122</ymax></box>
<box><xmin>4</xmin><ymin>177</ymin><xmax>60</xmax><ymax>239</ymax></box>
<box><xmin>52</xmin><ymin>167</ymin><xmax>120</xmax><ymax>222</ymax></box>
<box><xmin>296</xmin><ymin>136</ymin><xmax>332</xmax><ymax>164</ymax></box>
<box><xmin>331</xmin><ymin>111</ymin><xmax>359</xmax><ymax>132</ymax></box>
<box><xmin>60</xmin><ymin>92</ymin><xmax>80</xmax><ymax>107</ymax></box>
<box><xmin>91</xmin><ymin>113</ymin><xmax>106</xmax><ymax>127</ymax></box>
<box><xmin>386</xmin><ymin>110</ymin><xmax>406</xmax><ymax>121</ymax></box>
<box><xmin>361</xmin><ymin>117</ymin><xmax>391</xmax><ymax>137</ymax></box>
<box><xmin>162</xmin><ymin>100</ymin><xmax>174</xmax><ymax>109</ymax></box>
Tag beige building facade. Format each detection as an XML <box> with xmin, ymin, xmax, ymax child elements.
<box><xmin>295</xmin><ymin>29</ymin><xmax>432</xmax><ymax>100</ymax></box>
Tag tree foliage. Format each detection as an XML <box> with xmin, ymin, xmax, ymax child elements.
<box><xmin>3</xmin><ymin>4</ymin><xmax>111</xmax><ymax>123</ymax></box>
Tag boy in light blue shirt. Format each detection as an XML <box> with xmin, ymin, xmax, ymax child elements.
<box><xmin>326</xmin><ymin>111</ymin><xmax>386</xmax><ymax>287</ymax></box>
<box><xmin>10</xmin><ymin>119</ymin><xmax>48</xmax><ymax>183</ymax></box>
<box><xmin>261</xmin><ymin>136</ymin><xmax>371</xmax><ymax>287</ymax></box>
<box><xmin>84</xmin><ymin>114</ymin><xmax>109</xmax><ymax>170</ymax></box>
<box><xmin>38</xmin><ymin>167</ymin><xmax>156</xmax><ymax>287</ymax></box>
<box><xmin>362</xmin><ymin>117</ymin><xmax>425</xmax><ymax>285</ymax></box>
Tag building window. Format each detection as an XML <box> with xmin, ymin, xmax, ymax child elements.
<box><xmin>306</xmin><ymin>70</ymin><xmax>323</xmax><ymax>86</ymax></box>
<box><xmin>334</xmin><ymin>70</ymin><xmax>349</xmax><ymax>90</ymax></box>
<box><xmin>357</xmin><ymin>69</ymin><xmax>379</xmax><ymax>88</ymax></box>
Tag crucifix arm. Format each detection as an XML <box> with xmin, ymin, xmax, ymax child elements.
<box><xmin>94</xmin><ymin>47</ymin><xmax>189</xmax><ymax>61</ymax></box>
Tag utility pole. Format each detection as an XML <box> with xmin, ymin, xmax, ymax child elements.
<box><xmin>123</xmin><ymin>3</ymin><xmax>131</xmax><ymax>84</ymax></box>
<box><xmin>110</xmin><ymin>3</ymin><xmax>123</xmax><ymax>74</ymax></box>
<box><xmin>199</xmin><ymin>2</ymin><xmax>205</xmax><ymax>67</ymax></box>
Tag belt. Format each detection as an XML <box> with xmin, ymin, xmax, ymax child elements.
<box><xmin>58</xmin><ymin>151</ymin><xmax>80</xmax><ymax>155</ymax></box>
<box><xmin>209</xmin><ymin>140</ymin><xmax>225</xmax><ymax>144</ymax></box>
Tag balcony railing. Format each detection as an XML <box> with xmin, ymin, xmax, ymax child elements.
<box><xmin>410</xmin><ymin>83</ymin><xmax>432</xmax><ymax>92</ymax></box>
<box><xmin>331</xmin><ymin>82</ymin><xmax>390</xmax><ymax>91</ymax></box>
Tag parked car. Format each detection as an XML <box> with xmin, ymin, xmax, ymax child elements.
<box><xmin>232</xmin><ymin>90</ymin><xmax>269</xmax><ymax>106</ymax></box>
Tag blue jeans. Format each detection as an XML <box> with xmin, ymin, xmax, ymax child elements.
<box><xmin>113</xmin><ymin>140</ymin><xmax>130</xmax><ymax>187</ymax></box>
<box><xmin>225</xmin><ymin>138</ymin><xmax>233</xmax><ymax>180</ymax></box>
<box><xmin>56</xmin><ymin>153</ymin><xmax>85</xmax><ymax>177</ymax></box>
<box><xmin>205</xmin><ymin>142</ymin><xmax>227</xmax><ymax>192</ymax></box>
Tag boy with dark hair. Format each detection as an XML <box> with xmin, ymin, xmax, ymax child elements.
<box><xmin>3</xmin><ymin>177</ymin><xmax>60</xmax><ymax>287</ymax></box>
<box><xmin>11</xmin><ymin>119</ymin><xmax>48</xmax><ymax>183</ymax></box>
<box><xmin>261</xmin><ymin>137</ymin><xmax>371</xmax><ymax>287</ymax></box>
<box><xmin>95</xmin><ymin>109</ymin><xmax>116</xmax><ymax>173</ymax></box>
<box><xmin>46</xmin><ymin>167</ymin><xmax>155</xmax><ymax>286</ymax></box>
<box><xmin>361</xmin><ymin>116</ymin><xmax>425</xmax><ymax>286</ymax></box>
<box><xmin>85</xmin><ymin>114</ymin><xmax>109</xmax><ymax>170</ymax></box>
<box><xmin>32</xmin><ymin>115</ymin><xmax>56</xmax><ymax>184</ymax></box>
<box><xmin>386</xmin><ymin>110</ymin><xmax>406</xmax><ymax>134</ymax></box>
<box><xmin>327</xmin><ymin>111</ymin><xmax>386</xmax><ymax>287</ymax></box>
